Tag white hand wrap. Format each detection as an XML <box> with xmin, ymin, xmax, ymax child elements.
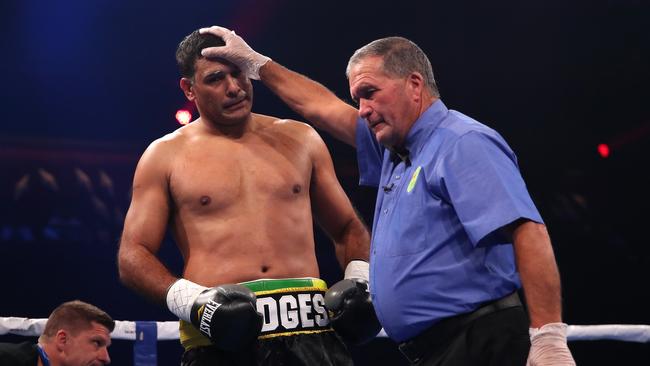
<box><xmin>165</xmin><ymin>278</ymin><xmax>207</xmax><ymax>323</ymax></box>
<box><xmin>198</xmin><ymin>25</ymin><xmax>271</xmax><ymax>80</ymax></box>
<box><xmin>527</xmin><ymin>322</ymin><xmax>576</xmax><ymax>366</ymax></box>
<box><xmin>344</xmin><ymin>260</ymin><xmax>369</xmax><ymax>282</ymax></box>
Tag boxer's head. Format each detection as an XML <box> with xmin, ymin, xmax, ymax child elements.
<box><xmin>177</xmin><ymin>30</ymin><xmax>254</xmax><ymax>127</ymax></box>
<box><xmin>176</xmin><ymin>30</ymin><xmax>226</xmax><ymax>79</ymax></box>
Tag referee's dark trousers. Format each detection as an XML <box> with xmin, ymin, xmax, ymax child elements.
<box><xmin>397</xmin><ymin>292</ymin><xmax>530</xmax><ymax>366</ymax></box>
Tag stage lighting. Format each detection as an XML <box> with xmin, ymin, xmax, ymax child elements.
<box><xmin>597</xmin><ymin>143</ymin><xmax>610</xmax><ymax>158</ymax></box>
<box><xmin>175</xmin><ymin>109</ymin><xmax>192</xmax><ymax>125</ymax></box>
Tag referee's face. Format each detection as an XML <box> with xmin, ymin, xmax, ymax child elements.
<box><xmin>349</xmin><ymin>56</ymin><xmax>421</xmax><ymax>148</ymax></box>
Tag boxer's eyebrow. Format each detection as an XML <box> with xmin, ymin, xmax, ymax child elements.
<box><xmin>203</xmin><ymin>71</ymin><xmax>226</xmax><ymax>83</ymax></box>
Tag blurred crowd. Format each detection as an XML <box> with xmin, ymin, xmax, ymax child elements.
<box><xmin>1</xmin><ymin>164</ymin><xmax>129</xmax><ymax>246</ymax></box>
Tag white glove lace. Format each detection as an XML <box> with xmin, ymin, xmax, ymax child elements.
<box><xmin>344</xmin><ymin>260</ymin><xmax>370</xmax><ymax>283</ymax></box>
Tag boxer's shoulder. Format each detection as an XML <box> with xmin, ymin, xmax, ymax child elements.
<box><xmin>252</xmin><ymin>113</ymin><xmax>316</xmax><ymax>136</ymax></box>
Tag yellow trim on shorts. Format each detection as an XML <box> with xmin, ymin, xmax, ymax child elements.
<box><xmin>241</xmin><ymin>278</ymin><xmax>328</xmax><ymax>296</ymax></box>
<box><xmin>258</xmin><ymin>328</ymin><xmax>334</xmax><ymax>340</ymax></box>
<box><xmin>180</xmin><ymin>319</ymin><xmax>212</xmax><ymax>350</ymax></box>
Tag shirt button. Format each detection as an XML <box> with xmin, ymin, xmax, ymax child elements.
<box><xmin>383</xmin><ymin>209</ymin><xmax>388</xmax><ymax>214</ymax></box>
<box><xmin>395</xmin><ymin>175</ymin><xmax>401</xmax><ymax>179</ymax></box>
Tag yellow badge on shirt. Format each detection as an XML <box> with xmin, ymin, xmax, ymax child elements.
<box><xmin>407</xmin><ymin>166</ymin><xmax>422</xmax><ymax>193</ymax></box>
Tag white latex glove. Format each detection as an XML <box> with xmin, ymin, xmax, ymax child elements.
<box><xmin>198</xmin><ymin>25</ymin><xmax>271</xmax><ymax>80</ymax></box>
<box><xmin>527</xmin><ymin>322</ymin><xmax>576</xmax><ymax>366</ymax></box>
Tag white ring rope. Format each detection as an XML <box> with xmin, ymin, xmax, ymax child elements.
<box><xmin>2</xmin><ymin>317</ymin><xmax>650</xmax><ymax>343</ymax></box>
<box><xmin>0</xmin><ymin>317</ymin><xmax>179</xmax><ymax>341</ymax></box>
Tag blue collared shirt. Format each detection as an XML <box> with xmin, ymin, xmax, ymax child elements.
<box><xmin>356</xmin><ymin>100</ymin><xmax>543</xmax><ymax>342</ymax></box>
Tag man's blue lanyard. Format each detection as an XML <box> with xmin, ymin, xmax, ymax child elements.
<box><xmin>36</xmin><ymin>344</ymin><xmax>50</xmax><ymax>366</ymax></box>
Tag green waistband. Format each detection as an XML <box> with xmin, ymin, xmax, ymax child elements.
<box><xmin>239</xmin><ymin>277</ymin><xmax>327</xmax><ymax>293</ymax></box>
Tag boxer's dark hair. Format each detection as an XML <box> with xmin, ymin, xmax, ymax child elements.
<box><xmin>176</xmin><ymin>30</ymin><xmax>226</xmax><ymax>78</ymax></box>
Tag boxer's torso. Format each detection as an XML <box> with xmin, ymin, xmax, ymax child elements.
<box><xmin>160</xmin><ymin>113</ymin><xmax>320</xmax><ymax>285</ymax></box>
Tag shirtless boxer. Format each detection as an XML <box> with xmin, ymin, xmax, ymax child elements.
<box><xmin>117</xmin><ymin>30</ymin><xmax>378</xmax><ymax>365</ymax></box>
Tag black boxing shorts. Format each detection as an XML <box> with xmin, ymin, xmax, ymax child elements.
<box><xmin>179</xmin><ymin>278</ymin><xmax>353</xmax><ymax>366</ymax></box>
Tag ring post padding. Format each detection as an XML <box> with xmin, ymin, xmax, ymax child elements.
<box><xmin>134</xmin><ymin>321</ymin><xmax>158</xmax><ymax>366</ymax></box>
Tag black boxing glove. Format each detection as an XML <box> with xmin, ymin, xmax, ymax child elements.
<box><xmin>167</xmin><ymin>279</ymin><xmax>263</xmax><ymax>351</ymax></box>
<box><xmin>324</xmin><ymin>261</ymin><xmax>382</xmax><ymax>345</ymax></box>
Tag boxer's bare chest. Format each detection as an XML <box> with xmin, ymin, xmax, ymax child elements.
<box><xmin>168</xmin><ymin>134</ymin><xmax>312</xmax><ymax>215</ymax></box>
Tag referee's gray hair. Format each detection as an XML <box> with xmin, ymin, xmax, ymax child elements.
<box><xmin>346</xmin><ymin>37</ymin><xmax>439</xmax><ymax>97</ymax></box>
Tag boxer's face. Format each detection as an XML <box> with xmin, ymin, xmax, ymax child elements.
<box><xmin>181</xmin><ymin>57</ymin><xmax>253</xmax><ymax>126</ymax></box>
<box><xmin>59</xmin><ymin>322</ymin><xmax>111</xmax><ymax>366</ymax></box>
<box><xmin>349</xmin><ymin>56</ymin><xmax>420</xmax><ymax>148</ymax></box>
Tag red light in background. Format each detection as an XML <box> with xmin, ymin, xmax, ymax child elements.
<box><xmin>175</xmin><ymin>109</ymin><xmax>192</xmax><ymax>125</ymax></box>
<box><xmin>597</xmin><ymin>143</ymin><xmax>610</xmax><ymax>158</ymax></box>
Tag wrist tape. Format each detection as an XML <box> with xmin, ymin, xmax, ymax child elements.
<box><xmin>166</xmin><ymin>278</ymin><xmax>207</xmax><ymax>322</ymax></box>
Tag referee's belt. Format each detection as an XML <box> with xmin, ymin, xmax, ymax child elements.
<box><xmin>398</xmin><ymin>292</ymin><xmax>522</xmax><ymax>364</ymax></box>
<box><xmin>180</xmin><ymin>278</ymin><xmax>333</xmax><ymax>350</ymax></box>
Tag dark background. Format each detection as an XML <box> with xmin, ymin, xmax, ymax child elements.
<box><xmin>1</xmin><ymin>0</ymin><xmax>649</xmax><ymax>364</ymax></box>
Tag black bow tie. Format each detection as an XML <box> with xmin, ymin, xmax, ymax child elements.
<box><xmin>389</xmin><ymin>147</ymin><xmax>410</xmax><ymax>166</ymax></box>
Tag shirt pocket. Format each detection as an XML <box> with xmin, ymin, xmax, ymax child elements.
<box><xmin>384</xmin><ymin>172</ymin><xmax>435</xmax><ymax>257</ymax></box>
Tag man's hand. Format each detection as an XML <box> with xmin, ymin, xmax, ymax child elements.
<box><xmin>527</xmin><ymin>322</ymin><xmax>576</xmax><ymax>366</ymax></box>
<box><xmin>167</xmin><ymin>279</ymin><xmax>263</xmax><ymax>351</ymax></box>
<box><xmin>199</xmin><ymin>25</ymin><xmax>271</xmax><ymax>80</ymax></box>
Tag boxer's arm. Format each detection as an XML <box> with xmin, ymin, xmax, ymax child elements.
<box><xmin>307</xmin><ymin>127</ymin><xmax>370</xmax><ymax>267</ymax></box>
<box><xmin>199</xmin><ymin>26</ymin><xmax>359</xmax><ymax>147</ymax></box>
<box><xmin>306</xmin><ymin>130</ymin><xmax>379</xmax><ymax>343</ymax></box>
<box><xmin>118</xmin><ymin>140</ymin><xmax>177</xmax><ymax>305</ymax></box>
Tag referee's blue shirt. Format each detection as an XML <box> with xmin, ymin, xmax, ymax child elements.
<box><xmin>355</xmin><ymin>100</ymin><xmax>543</xmax><ymax>342</ymax></box>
